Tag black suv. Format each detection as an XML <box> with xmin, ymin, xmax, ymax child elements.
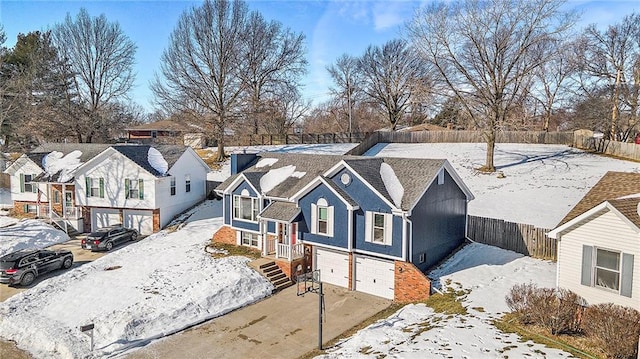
<box><xmin>0</xmin><ymin>249</ymin><xmax>74</xmax><ymax>286</ymax></box>
<box><xmin>82</xmin><ymin>224</ymin><xmax>139</xmax><ymax>251</ymax></box>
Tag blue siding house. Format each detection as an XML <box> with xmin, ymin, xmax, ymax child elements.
<box><xmin>215</xmin><ymin>152</ymin><xmax>473</xmax><ymax>301</ymax></box>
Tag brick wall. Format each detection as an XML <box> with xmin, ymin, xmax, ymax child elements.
<box><xmin>12</xmin><ymin>201</ymin><xmax>40</xmax><ymax>217</ymax></box>
<box><xmin>348</xmin><ymin>253</ymin><xmax>354</xmax><ymax>290</ymax></box>
<box><xmin>153</xmin><ymin>209</ymin><xmax>161</xmax><ymax>232</ymax></box>
<box><xmin>274</xmin><ymin>257</ymin><xmax>306</xmax><ymax>281</ymax></box>
<box><xmin>212</xmin><ymin>225</ymin><xmax>237</xmax><ymax>245</ymax></box>
<box><xmin>394</xmin><ymin>261</ymin><xmax>431</xmax><ymax>303</ymax></box>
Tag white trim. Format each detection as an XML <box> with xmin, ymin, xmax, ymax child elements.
<box><xmin>347</xmin><ymin>208</ymin><xmax>353</xmax><ymax>251</ymax></box>
<box><xmin>353</xmin><ymin>248</ymin><xmax>403</xmax><ymax>261</ymax></box>
<box><xmin>548</xmin><ymin>201</ymin><xmax>640</xmax><ymax>239</ymax></box>
<box><xmin>307</xmin><ymin>242</ymin><xmax>350</xmax><ymax>253</ymax></box>
<box><xmin>4</xmin><ymin>155</ymin><xmax>42</xmax><ymax>176</ymax></box>
<box><xmin>402</xmin><ymin>215</ymin><xmax>408</xmax><ymax>262</ymax></box>
<box><xmin>290</xmin><ymin>176</ymin><xmax>359</xmax><ymax>210</ymax></box>
<box><xmin>365</xmin><ymin>211</ymin><xmax>393</xmax><ymax>246</ymax></box>
<box><xmin>328</xmin><ymin>161</ymin><xmax>398</xmax><ymax>211</ymax></box>
<box><xmin>223</xmin><ymin>173</ymin><xmax>261</xmax><ymax>197</ymax></box>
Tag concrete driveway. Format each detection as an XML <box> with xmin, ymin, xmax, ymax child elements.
<box><xmin>127</xmin><ymin>284</ymin><xmax>391</xmax><ymax>359</ymax></box>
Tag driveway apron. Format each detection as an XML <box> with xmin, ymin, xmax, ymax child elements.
<box><xmin>127</xmin><ymin>284</ymin><xmax>391</xmax><ymax>359</ymax></box>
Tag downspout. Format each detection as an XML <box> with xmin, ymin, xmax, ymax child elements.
<box><xmin>405</xmin><ymin>215</ymin><xmax>413</xmax><ymax>262</ymax></box>
<box><xmin>347</xmin><ymin>208</ymin><xmax>353</xmax><ymax>252</ymax></box>
<box><xmin>555</xmin><ymin>236</ymin><xmax>561</xmax><ymax>289</ymax></box>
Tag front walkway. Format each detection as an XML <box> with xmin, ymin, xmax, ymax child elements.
<box><xmin>127</xmin><ymin>284</ymin><xmax>391</xmax><ymax>359</ymax></box>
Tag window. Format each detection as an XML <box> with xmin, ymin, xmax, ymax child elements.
<box><xmin>20</xmin><ymin>174</ymin><xmax>37</xmax><ymax>193</ymax></box>
<box><xmin>185</xmin><ymin>175</ymin><xmax>191</xmax><ymax>193</ymax></box>
<box><xmin>53</xmin><ymin>191</ymin><xmax>60</xmax><ymax>204</ymax></box>
<box><xmin>241</xmin><ymin>232</ymin><xmax>259</xmax><ymax>247</ymax></box>
<box><xmin>582</xmin><ymin>245</ymin><xmax>634</xmax><ymax>298</ymax></box>
<box><xmin>311</xmin><ymin>198</ymin><xmax>333</xmax><ymax>236</ymax></box>
<box><xmin>170</xmin><ymin>177</ymin><xmax>176</xmax><ymax>196</ymax></box>
<box><xmin>595</xmin><ymin>248</ymin><xmax>620</xmax><ymax>291</ymax></box>
<box><xmin>22</xmin><ymin>204</ymin><xmax>37</xmax><ymax>214</ymax></box>
<box><xmin>125</xmin><ymin>179</ymin><xmax>144</xmax><ymax>199</ymax></box>
<box><xmin>366</xmin><ymin>211</ymin><xmax>392</xmax><ymax>245</ymax></box>
<box><xmin>233</xmin><ymin>195</ymin><xmax>259</xmax><ymax>222</ymax></box>
<box><xmin>86</xmin><ymin>177</ymin><xmax>104</xmax><ymax>198</ymax></box>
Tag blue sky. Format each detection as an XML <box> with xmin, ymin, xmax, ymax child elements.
<box><xmin>1</xmin><ymin>0</ymin><xmax>639</xmax><ymax>112</ymax></box>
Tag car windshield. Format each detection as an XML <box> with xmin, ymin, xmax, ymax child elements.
<box><xmin>89</xmin><ymin>231</ymin><xmax>107</xmax><ymax>238</ymax></box>
<box><xmin>0</xmin><ymin>260</ymin><xmax>16</xmax><ymax>270</ymax></box>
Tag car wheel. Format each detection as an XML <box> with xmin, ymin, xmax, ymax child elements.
<box><xmin>20</xmin><ymin>272</ymin><xmax>36</xmax><ymax>286</ymax></box>
<box><xmin>105</xmin><ymin>241</ymin><xmax>113</xmax><ymax>251</ymax></box>
<box><xmin>62</xmin><ymin>257</ymin><xmax>73</xmax><ymax>269</ymax></box>
<box><xmin>130</xmin><ymin>232</ymin><xmax>138</xmax><ymax>241</ymax></box>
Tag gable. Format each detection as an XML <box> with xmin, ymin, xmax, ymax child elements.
<box><xmin>4</xmin><ymin>155</ymin><xmax>43</xmax><ymax>176</ymax></box>
<box><xmin>549</xmin><ymin>201</ymin><xmax>640</xmax><ymax>239</ymax></box>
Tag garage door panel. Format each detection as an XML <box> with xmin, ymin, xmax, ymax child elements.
<box><xmin>355</xmin><ymin>256</ymin><xmax>395</xmax><ymax>300</ymax></box>
<box><xmin>123</xmin><ymin>210</ymin><xmax>154</xmax><ymax>235</ymax></box>
<box><xmin>316</xmin><ymin>249</ymin><xmax>349</xmax><ymax>288</ymax></box>
<box><xmin>92</xmin><ymin>209</ymin><xmax>120</xmax><ymax>230</ymax></box>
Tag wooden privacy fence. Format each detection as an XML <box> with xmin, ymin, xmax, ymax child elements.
<box><xmin>574</xmin><ymin>134</ymin><xmax>640</xmax><ymax>162</ymax></box>
<box><xmin>467</xmin><ymin>215</ymin><xmax>556</xmax><ymax>261</ymax></box>
<box><xmin>348</xmin><ymin>130</ymin><xmax>574</xmax><ymax>155</ymax></box>
<box><xmin>236</xmin><ymin>132</ymin><xmax>370</xmax><ymax>146</ymax></box>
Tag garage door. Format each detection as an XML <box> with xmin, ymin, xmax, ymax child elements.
<box><xmin>91</xmin><ymin>208</ymin><xmax>120</xmax><ymax>231</ymax></box>
<box><xmin>355</xmin><ymin>256</ymin><xmax>395</xmax><ymax>300</ymax></box>
<box><xmin>123</xmin><ymin>209</ymin><xmax>154</xmax><ymax>235</ymax></box>
<box><xmin>315</xmin><ymin>248</ymin><xmax>349</xmax><ymax>288</ymax></box>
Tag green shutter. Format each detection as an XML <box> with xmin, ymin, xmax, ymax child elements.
<box><xmin>23</xmin><ymin>204</ymin><xmax>28</xmax><ymax>213</ymax></box>
<box><xmin>20</xmin><ymin>174</ymin><xmax>25</xmax><ymax>193</ymax></box>
<box><xmin>99</xmin><ymin>178</ymin><xmax>104</xmax><ymax>198</ymax></box>
<box><xmin>125</xmin><ymin>179</ymin><xmax>130</xmax><ymax>199</ymax></box>
<box><xmin>581</xmin><ymin>245</ymin><xmax>593</xmax><ymax>286</ymax></box>
<box><xmin>31</xmin><ymin>174</ymin><xmax>37</xmax><ymax>193</ymax></box>
<box><xmin>85</xmin><ymin>177</ymin><xmax>90</xmax><ymax>197</ymax></box>
<box><xmin>138</xmin><ymin>179</ymin><xmax>144</xmax><ymax>199</ymax></box>
<box><xmin>621</xmin><ymin>253</ymin><xmax>634</xmax><ymax>298</ymax></box>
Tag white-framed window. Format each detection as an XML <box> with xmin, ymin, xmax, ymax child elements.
<box><xmin>311</xmin><ymin>198</ymin><xmax>334</xmax><ymax>237</ymax></box>
<box><xmin>185</xmin><ymin>174</ymin><xmax>191</xmax><ymax>193</ymax></box>
<box><xmin>170</xmin><ymin>177</ymin><xmax>176</xmax><ymax>196</ymax></box>
<box><xmin>233</xmin><ymin>195</ymin><xmax>259</xmax><ymax>222</ymax></box>
<box><xmin>53</xmin><ymin>191</ymin><xmax>60</xmax><ymax>204</ymax></box>
<box><xmin>125</xmin><ymin>179</ymin><xmax>144</xmax><ymax>199</ymax></box>
<box><xmin>20</xmin><ymin>174</ymin><xmax>37</xmax><ymax>193</ymax></box>
<box><xmin>582</xmin><ymin>245</ymin><xmax>634</xmax><ymax>297</ymax></box>
<box><xmin>86</xmin><ymin>177</ymin><xmax>104</xmax><ymax>198</ymax></box>
<box><xmin>22</xmin><ymin>204</ymin><xmax>37</xmax><ymax>214</ymax></box>
<box><xmin>241</xmin><ymin>232</ymin><xmax>259</xmax><ymax>247</ymax></box>
<box><xmin>365</xmin><ymin>211</ymin><xmax>393</xmax><ymax>245</ymax></box>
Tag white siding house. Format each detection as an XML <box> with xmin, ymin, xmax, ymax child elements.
<box><xmin>549</xmin><ymin>198</ymin><xmax>640</xmax><ymax>310</ymax></box>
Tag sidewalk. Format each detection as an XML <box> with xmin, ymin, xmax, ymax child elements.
<box><xmin>127</xmin><ymin>284</ymin><xmax>391</xmax><ymax>359</ymax></box>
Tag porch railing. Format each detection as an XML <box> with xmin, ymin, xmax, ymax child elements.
<box><xmin>276</xmin><ymin>242</ymin><xmax>304</xmax><ymax>261</ymax></box>
<box><xmin>265</xmin><ymin>237</ymin><xmax>276</xmax><ymax>255</ymax></box>
<box><xmin>37</xmin><ymin>205</ymin><xmax>80</xmax><ymax>220</ymax></box>
<box><xmin>64</xmin><ymin>206</ymin><xmax>81</xmax><ymax>219</ymax></box>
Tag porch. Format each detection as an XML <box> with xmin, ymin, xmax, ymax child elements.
<box><xmin>35</xmin><ymin>182</ymin><xmax>83</xmax><ymax>234</ymax></box>
<box><xmin>259</xmin><ymin>201</ymin><xmax>305</xmax><ymax>262</ymax></box>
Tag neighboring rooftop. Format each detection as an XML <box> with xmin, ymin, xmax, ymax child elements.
<box><xmin>126</xmin><ymin>120</ymin><xmax>187</xmax><ymax>132</ymax></box>
<box><xmin>111</xmin><ymin>144</ymin><xmax>187</xmax><ymax>177</ymax></box>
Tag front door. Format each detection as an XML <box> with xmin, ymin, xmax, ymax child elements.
<box><xmin>64</xmin><ymin>191</ymin><xmax>73</xmax><ymax>217</ymax></box>
<box><xmin>277</xmin><ymin>223</ymin><xmax>289</xmax><ymax>245</ymax></box>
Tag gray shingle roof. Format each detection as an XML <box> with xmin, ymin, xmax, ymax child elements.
<box><xmin>111</xmin><ymin>144</ymin><xmax>186</xmax><ymax>177</ymax></box>
<box><xmin>30</xmin><ymin>143</ymin><xmax>111</xmax><ymax>183</ymax></box>
<box><xmin>217</xmin><ymin>153</ymin><xmax>455</xmax><ymax>211</ymax></box>
<box><xmin>260</xmin><ymin>201</ymin><xmax>301</xmax><ymax>222</ymax></box>
<box><xmin>322</xmin><ymin>176</ymin><xmax>358</xmax><ymax>207</ymax></box>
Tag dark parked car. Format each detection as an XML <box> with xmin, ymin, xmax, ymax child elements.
<box><xmin>0</xmin><ymin>249</ymin><xmax>74</xmax><ymax>286</ymax></box>
<box><xmin>82</xmin><ymin>225</ymin><xmax>139</xmax><ymax>251</ymax></box>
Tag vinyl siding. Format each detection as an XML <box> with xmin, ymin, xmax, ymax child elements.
<box><xmin>230</xmin><ymin>181</ymin><xmax>260</xmax><ymax>232</ymax></box>
<box><xmin>558</xmin><ymin>210</ymin><xmax>640</xmax><ymax>310</ymax></box>
<box><xmin>298</xmin><ymin>184</ymin><xmax>348</xmax><ymax>248</ymax></box>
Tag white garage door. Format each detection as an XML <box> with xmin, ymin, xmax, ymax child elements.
<box><xmin>315</xmin><ymin>248</ymin><xmax>349</xmax><ymax>288</ymax></box>
<box><xmin>92</xmin><ymin>208</ymin><xmax>120</xmax><ymax>231</ymax></box>
<box><xmin>355</xmin><ymin>256</ymin><xmax>395</xmax><ymax>300</ymax></box>
<box><xmin>123</xmin><ymin>209</ymin><xmax>154</xmax><ymax>235</ymax></box>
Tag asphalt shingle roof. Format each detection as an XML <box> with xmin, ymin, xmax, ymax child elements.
<box><xmin>559</xmin><ymin>171</ymin><xmax>640</xmax><ymax>226</ymax></box>
<box><xmin>217</xmin><ymin>153</ymin><xmax>454</xmax><ymax>211</ymax></box>
<box><xmin>260</xmin><ymin>201</ymin><xmax>301</xmax><ymax>222</ymax></box>
<box><xmin>111</xmin><ymin>144</ymin><xmax>187</xmax><ymax>177</ymax></box>
<box><xmin>30</xmin><ymin>143</ymin><xmax>111</xmax><ymax>183</ymax></box>
<box><xmin>609</xmin><ymin>197</ymin><xmax>640</xmax><ymax>229</ymax></box>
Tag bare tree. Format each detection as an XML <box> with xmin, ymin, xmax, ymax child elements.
<box><xmin>327</xmin><ymin>54</ymin><xmax>362</xmax><ymax>133</ymax></box>
<box><xmin>408</xmin><ymin>0</ymin><xmax>575</xmax><ymax>172</ymax></box>
<box><xmin>152</xmin><ymin>0</ymin><xmax>248</xmax><ymax>161</ymax></box>
<box><xmin>358</xmin><ymin>39</ymin><xmax>428</xmax><ymax>131</ymax></box>
<box><xmin>52</xmin><ymin>8</ymin><xmax>136</xmax><ymax>143</ymax></box>
<box><xmin>576</xmin><ymin>13</ymin><xmax>640</xmax><ymax>140</ymax></box>
<box><xmin>261</xmin><ymin>89</ymin><xmax>310</xmax><ymax>135</ymax></box>
<box><xmin>241</xmin><ymin>11</ymin><xmax>306</xmax><ymax>135</ymax></box>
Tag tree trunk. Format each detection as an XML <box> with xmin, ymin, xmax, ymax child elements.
<box><xmin>611</xmin><ymin>68</ymin><xmax>622</xmax><ymax>140</ymax></box>
<box><xmin>215</xmin><ymin>117</ymin><xmax>226</xmax><ymax>162</ymax></box>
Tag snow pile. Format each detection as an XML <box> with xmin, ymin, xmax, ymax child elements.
<box><xmin>370</xmin><ymin>143</ymin><xmax>640</xmax><ymax>228</ymax></box>
<box><xmin>256</xmin><ymin>158</ymin><xmax>278</xmax><ymax>168</ymax></box>
<box><xmin>0</xmin><ymin>216</ymin><xmax>18</xmax><ymax>228</ymax></box>
<box><xmin>379</xmin><ymin>162</ymin><xmax>403</xmax><ymax>208</ymax></box>
<box><xmin>0</xmin><ymin>188</ymin><xmax>11</xmax><ymax>209</ymax></box>
<box><xmin>42</xmin><ymin>150</ymin><xmax>83</xmax><ymax>183</ymax></box>
<box><xmin>0</xmin><ymin>219</ymin><xmax>70</xmax><ymax>256</ymax></box>
<box><xmin>318</xmin><ymin>243</ymin><xmax>567</xmax><ymax>358</ymax></box>
<box><xmin>147</xmin><ymin>147</ymin><xmax>168</xmax><ymax>175</ymax></box>
<box><xmin>0</xmin><ymin>217</ymin><xmax>273</xmax><ymax>359</ymax></box>
<box><xmin>291</xmin><ymin>170</ymin><xmax>306</xmax><ymax>178</ymax></box>
<box><xmin>260</xmin><ymin>165</ymin><xmax>298</xmax><ymax>193</ymax></box>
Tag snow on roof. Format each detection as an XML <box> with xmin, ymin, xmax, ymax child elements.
<box><xmin>291</xmin><ymin>171</ymin><xmax>306</xmax><ymax>178</ymax></box>
<box><xmin>147</xmin><ymin>147</ymin><xmax>169</xmax><ymax>176</ymax></box>
<box><xmin>255</xmin><ymin>158</ymin><xmax>278</xmax><ymax>168</ymax></box>
<box><xmin>42</xmin><ymin>150</ymin><xmax>83</xmax><ymax>183</ymax></box>
<box><xmin>260</xmin><ymin>165</ymin><xmax>297</xmax><ymax>194</ymax></box>
<box><xmin>380</xmin><ymin>162</ymin><xmax>404</xmax><ymax>208</ymax></box>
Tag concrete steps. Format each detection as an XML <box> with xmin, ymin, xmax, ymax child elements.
<box><xmin>257</xmin><ymin>260</ymin><xmax>293</xmax><ymax>293</ymax></box>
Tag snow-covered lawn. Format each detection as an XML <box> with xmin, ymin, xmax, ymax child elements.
<box><xmin>0</xmin><ymin>219</ymin><xmax>69</xmax><ymax>256</ymax></box>
<box><xmin>0</xmin><ymin>202</ymin><xmax>273</xmax><ymax>359</ymax></box>
<box><xmin>369</xmin><ymin>143</ymin><xmax>640</xmax><ymax>228</ymax></box>
<box><xmin>0</xmin><ymin>188</ymin><xmax>11</xmax><ymax>209</ymax></box>
<box><xmin>319</xmin><ymin>243</ymin><xmax>572</xmax><ymax>358</ymax></box>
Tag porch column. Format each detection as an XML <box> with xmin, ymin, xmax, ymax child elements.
<box><xmin>287</xmin><ymin>223</ymin><xmax>292</xmax><ymax>261</ymax></box>
<box><xmin>261</xmin><ymin>220</ymin><xmax>268</xmax><ymax>257</ymax></box>
<box><xmin>62</xmin><ymin>183</ymin><xmax>66</xmax><ymax>218</ymax></box>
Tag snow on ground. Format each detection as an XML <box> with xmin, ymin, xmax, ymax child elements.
<box><xmin>0</xmin><ymin>188</ymin><xmax>12</xmax><ymax>209</ymax></box>
<box><xmin>206</xmin><ymin>143</ymin><xmax>356</xmax><ymax>182</ymax></box>
<box><xmin>0</xmin><ymin>215</ymin><xmax>18</xmax><ymax>228</ymax></box>
<box><xmin>368</xmin><ymin>143</ymin><xmax>640</xmax><ymax>228</ymax></box>
<box><xmin>0</xmin><ymin>207</ymin><xmax>273</xmax><ymax>359</ymax></box>
<box><xmin>319</xmin><ymin>243</ymin><xmax>570</xmax><ymax>359</ymax></box>
<box><xmin>0</xmin><ymin>219</ymin><xmax>69</xmax><ymax>256</ymax></box>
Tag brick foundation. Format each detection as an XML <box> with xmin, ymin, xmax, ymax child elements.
<box><xmin>212</xmin><ymin>225</ymin><xmax>238</xmax><ymax>245</ymax></box>
<box><xmin>274</xmin><ymin>257</ymin><xmax>306</xmax><ymax>281</ymax></box>
<box><xmin>13</xmin><ymin>201</ymin><xmax>44</xmax><ymax>217</ymax></box>
<box><xmin>348</xmin><ymin>253</ymin><xmax>354</xmax><ymax>290</ymax></box>
<box><xmin>394</xmin><ymin>261</ymin><xmax>431</xmax><ymax>303</ymax></box>
<box><xmin>153</xmin><ymin>209</ymin><xmax>161</xmax><ymax>232</ymax></box>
